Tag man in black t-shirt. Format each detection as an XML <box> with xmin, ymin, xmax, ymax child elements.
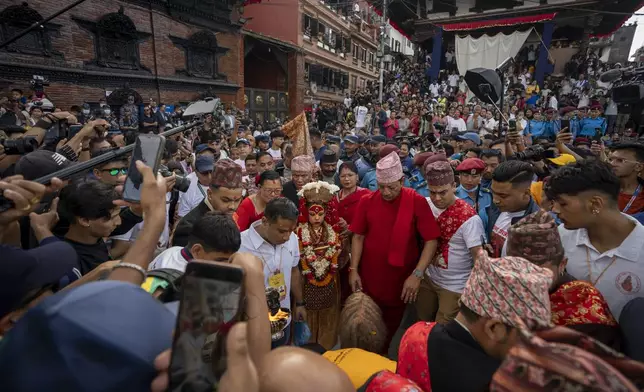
<box><xmin>58</xmin><ymin>179</ymin><xmax>134</xmax><ymax>274</ymax></box>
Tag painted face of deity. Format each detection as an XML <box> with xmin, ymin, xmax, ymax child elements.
<box><xmin>308</xmin><ymin>204</ymin><xmax>326</xmax><ymax>228</ymax></box>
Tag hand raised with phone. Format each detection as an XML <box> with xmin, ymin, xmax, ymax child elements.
<box><xmin>114</xmin><ymin>161</ymin><xmax>167</xmax><ymax>221</ymax></box>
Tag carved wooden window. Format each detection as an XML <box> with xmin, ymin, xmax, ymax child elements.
<box><xmin>0</xmin><ymin>3</ymin><xmax>57</xmax><ymax>56</ymax></box>
<box><xmin>95</xmin><ymin>8</ymin><xmax>141</xmax><ymax>70</ymax></box>
<box><xmin>171</xmin><ymin>30</ymin><xmax>229</xmax><ymax>79</ymax></box>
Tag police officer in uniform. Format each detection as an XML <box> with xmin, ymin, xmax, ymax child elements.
<box><xmin>409</xmin><ymin>151</ymin><xmax>434</xmax><ymax>198</ymax></box>
<box><xmin>455</xmin><ymin>158</ymin><xmax>492</xmax><ymax>217</ymax></box>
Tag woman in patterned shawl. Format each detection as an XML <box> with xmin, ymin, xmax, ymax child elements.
<box><xmin>506</xmin><ymin>209</ymin><xmax>620</xmax><ymax>350</ymax></box>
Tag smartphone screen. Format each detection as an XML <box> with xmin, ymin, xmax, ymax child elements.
<box><xmin>593</xmin><ymin>128</ymin><xmax>603</xmax><ymax>142</ymax></box>
<box><xmin>169</xmin><ymin>262</ymin><xmax>245</xmax><ymax>392</ymax></box>
<box><xmin>560</xmin><ymin>119</ymin><xmax>570</xmax><ymax>131</ymax></box>
<box><xmin>122</xmin><ymin>134</ymin><xmax>165</xmax><ymax>202</ymax></box>
<box><xmin>68</xmin><ymin>125</ymin><xmax>84</xmax><ymax>139</ymax></box>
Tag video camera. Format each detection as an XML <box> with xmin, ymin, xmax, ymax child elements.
<box><xmin>0</xmin><ymin>137</ymin><xmax>38</xmax><ymax>155</ymax></box>
<box><xmin>159</xmin><ymin>164</ymin><xmax>190</xmax><ymax>193</ymax></box>
<box><xmin>511</xmin><ymin>145</ymin><xmax>556</xmax><ymax>162</ymax></box>
<box><xmin>30</xmin><ymin>75</ymin><xmax>49</xmax><ymax>98</ymax></box>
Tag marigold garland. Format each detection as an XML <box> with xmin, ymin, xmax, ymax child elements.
<box><xmin>298</xmin><ymin>222</ymin><xmax>339</xmax><ymax>287</ymax></box>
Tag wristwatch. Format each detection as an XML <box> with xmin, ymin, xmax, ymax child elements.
<box><xmin>413</xmin><ymin>269</ymin><xmax>424</xmax><ymax>279</ymax></box>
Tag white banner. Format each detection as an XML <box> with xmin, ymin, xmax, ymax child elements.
<box><xmin>456</xmin><ymin>29</ymin><xmax>533</xmax><ymax>74</ymax></box>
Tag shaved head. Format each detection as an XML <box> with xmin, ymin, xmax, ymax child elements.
<box><xmin>259</xmin><ymin>347</ymin><xmax>354</xmax><ymax>392</ymax></box>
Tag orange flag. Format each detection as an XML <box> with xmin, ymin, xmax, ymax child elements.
<box><xmin>281</xmin><ymin>111</ymin><xmax>313</xmax><ymax>158</ymax></box>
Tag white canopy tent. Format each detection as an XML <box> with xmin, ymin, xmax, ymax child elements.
<box><xmin>455</xmin><ymin>29</ymin><xmax>534</xmax><ymax>74</ymax></box>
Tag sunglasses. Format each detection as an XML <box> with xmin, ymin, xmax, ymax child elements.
<box><xmin>102</xmin><ymin>167</ymin><xmax>128</xmax><ymax>176</ymax></box>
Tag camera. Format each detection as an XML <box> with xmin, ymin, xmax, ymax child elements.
<box><xmin>424</xmin><ymin>132</ymin><xmax>443</xmax><ymax>152</ymax></box>
<box><xmin>0</xmin><ymin>137</ymin><xmax>38</xmax><ymax>155</ymax></box>
<box><xmin>159</xmin><ymin>165</ymin><xmax>190</xmax><ymax>193</ymax></box>
<box><xmin>513</xmin><ymin>145</ymin><xmax>544</xmax><ymax>161</ymax></box>
<box><xmin>512</xmin><ymin>145</ymin><xmax>556</xmax><ymax>161</ymax></box>
<box><xmin>30</xmin><ymin>75</ymin><xmax>49</xmax><ymax>97</ymax></box>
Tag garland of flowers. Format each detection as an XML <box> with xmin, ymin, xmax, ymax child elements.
<box><xmin>299</xmin><ymin>222</ymin><xmax>340</xmax><ymax>287</ymax></box>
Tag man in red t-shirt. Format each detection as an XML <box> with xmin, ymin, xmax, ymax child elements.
<box><xmin>609</xmin><ymin>144</ymin><xmax>644</xmax><ymax>215</ymax></box>
<box><xmin>348</xmin><ymin>149</ymin><xmax>440</xmax><ymax>347</ymax></box>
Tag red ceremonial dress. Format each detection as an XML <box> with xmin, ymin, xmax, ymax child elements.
<box><xmin>236</xmin><ymin>197</ymin><xmax>263</xmax><ymax>232</ymax></box>
<box><xmin>350</xmin><ymin>188</ymin><xmax>440</xmax><ymax>346</ymax></box>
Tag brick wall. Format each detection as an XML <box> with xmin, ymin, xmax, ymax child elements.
<box><xmin>0</xmin><ymin>0</ymin><xmax>243</xmax><ymax>109</ymax></box>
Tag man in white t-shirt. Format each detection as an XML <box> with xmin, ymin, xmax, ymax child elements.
<box><xmin>344</xmin><ymin>94</ymin><xmax>352</xmax><ymax>109</ymax></box>
<box><xmin>447</xmin><ymin>109</ymin><xmax>466</xmax><ymax>132</ymax></box>
<box><xmin>429</xmin><ymin>81</ymin><xmax>440</xmax><ymax>98</ymax></box>
<box><xmin>448</xmin><ymin>71</ymin><xmax>459</xmax><ymax>89</ymax></box>
<box><xmin>238</xmin><ymin>197</ymin><xmax>304</xmax><ymax>348</ymax></box>
<box><xmin>354</xmin><ymin>103</ymin><xmax>368</xmax><ymax>130</ymax></box>
<box><xmin>549</xmin><ymin>94</ymin><xmax>558</xmax><ymax>110</ymax></box>
<box><xmin>548</xmin><ymin>160</ymin><xmax>644</xmax><ymax>320</ymax></box>
<box><xmin>149</xmin><ymin>213</ymin><xmax>240</xmax><ymax>272</ymax></box>
<box><xmin>177</xmin><ymin>154</ymin><xmax>214</xmax><ymax>218</ymax></box>
<box><xmin>268</xmin><ymin>130</ymin><xmax>284</xmax><ymax>161</ymax></box>
<box><xmin>481</xmin><ymin>161</ymin><xmax>540</xmax><ymax>258</ymax></box>
<box><xmin>417</xmin><ymin>158</ymin><xmax>485</xmax><ymax>323</ymax></box>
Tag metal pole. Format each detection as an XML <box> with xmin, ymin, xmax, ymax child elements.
<box><xmin>378</xmin><ymin>0</ymin><xmax>387</xmax><ymax>104</ymax></box>
<box><xmin>0</xmin><ymin>0</ymin><xmax>89</xmax><ymax>50</ymax></box>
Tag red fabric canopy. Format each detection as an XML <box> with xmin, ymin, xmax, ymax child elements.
<box><xmin>440</xmin><ymin>13</ymin><xmax>557</xmax><ymax>32</ymax></box>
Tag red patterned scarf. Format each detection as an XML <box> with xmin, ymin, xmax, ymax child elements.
<box><xmin>550</xmin><ymin>280</ymin><xmax>617</xmax><ymax>327</ymax></box>
<box><xmin>433</xmin><ymin>199</ymin><xmax>477</xmax><ymax>269</ymax></box>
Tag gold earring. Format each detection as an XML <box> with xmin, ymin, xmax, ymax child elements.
<box><xmin>592</xmin><ymin>209</ymin><xmax>600</xmax><ymax>215</ymax></box>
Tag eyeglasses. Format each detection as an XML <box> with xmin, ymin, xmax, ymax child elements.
<box><xmin>261</xmin><ymin>188</ymin><xmax>282</xmax><ymax>195</ymax></box>
<box><xmin>102</xmin><ymin>167</ymin><xmax>128</xmax><ymax>176</ymax></box>
<box><xmin>608</xmin><ymin>157</ymin><xmax>641</xmax><ymax>165</ymax></box>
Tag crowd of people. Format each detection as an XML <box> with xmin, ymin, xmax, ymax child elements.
<box><xmin>0</xmin><ymin>38</ymin><xmax>644</xmax><ymax>392</ymax></box>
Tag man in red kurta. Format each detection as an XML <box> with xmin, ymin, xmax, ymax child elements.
<box><xmin>348</xmin><ymin>149</ymin><xmax>440</xmax><ymax>348</ymax></box>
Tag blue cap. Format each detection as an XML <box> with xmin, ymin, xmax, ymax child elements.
<box><xmin>195</xmin><ymin>144</ymin><xmax>215</xmax><ymax>155</ymax></box>
<box><xmin>0</xmin><ymin>281</ymin><xmax>175</xmax><ymax>392</ymax></box>
<box><xmin>344</xmin><ymin>135</ymin><xmax>359</xmax><ymax>144</ymax></box>
<box><xmin>255</xmin><ymin>135</ymin><xmax>269</xmax><ymax>142</ymax></box>
<box><xmin>0</xmin><ymin>237</ymin><xmax>79</xmax><ymax>318</ymax></box>
<box><xmin>456</xmin><ymin>132</ymin><xmax>482</xmax><ymax>146</ymax></box>
<box><xmin>357</xmin><ymin>135</ymin><xmax>366</xmax><ymax>144</ymax></box>
<box><xmin>235</xmin><ymin>138</ymin><xmax>250</xmax><ymax>146</ymax></box>
<box><xmin>370</xmin><ymin>135</ymin><xmax>386</xmax><ymax>144</ymax></box>
<box><xmin>326</xmin><ymin>135</ymin><xmax>341</xmax><ymax>144</ymax></box>
<box><xmin>195</xmin><ymin>155</ymin><xmax>215</xmax><ymax>172</ymax></box>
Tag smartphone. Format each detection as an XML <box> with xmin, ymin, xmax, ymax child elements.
<box><xmin>168</xmin><ymin>262</ymin><xmax>245</xmax><ymax>392</ymax></box>
<box><xmin>122</xmin><ymin>134</ymin><xmax>165</xmax><ymax>202</ymax></box>
<box><xmin>560</xmin><ymin>119</ymin><xmax>570</xmax><ymax>131</ymax></box>
<box><xmin>68</xmin><ymin>124</ymin><xmax>84</xmax><ymax>139</ymax></box>
<box><xmin>593</xmin><ymin>128</ymin><xmax>603</xmax><ymax>143</ymax></box>
<box><xmin>508</xmin><ymin>119</ymin><xmax>516</xmax><ymax>130</ymax></box>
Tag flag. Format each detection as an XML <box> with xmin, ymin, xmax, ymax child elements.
<box><xmin>281</xmin><ymin>111</ymin><xmax>313</xmax><ymax>158</ymax></box>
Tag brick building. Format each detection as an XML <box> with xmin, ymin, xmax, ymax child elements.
<box><xmin>241</xmin><ymin>0</ymin><xmax>382</xmax><ymax>121</ymax></box>
<box><xmin>0</xmin><ymin>0</ymin><xmax>243</xmax><ymax>112</ymax></box>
